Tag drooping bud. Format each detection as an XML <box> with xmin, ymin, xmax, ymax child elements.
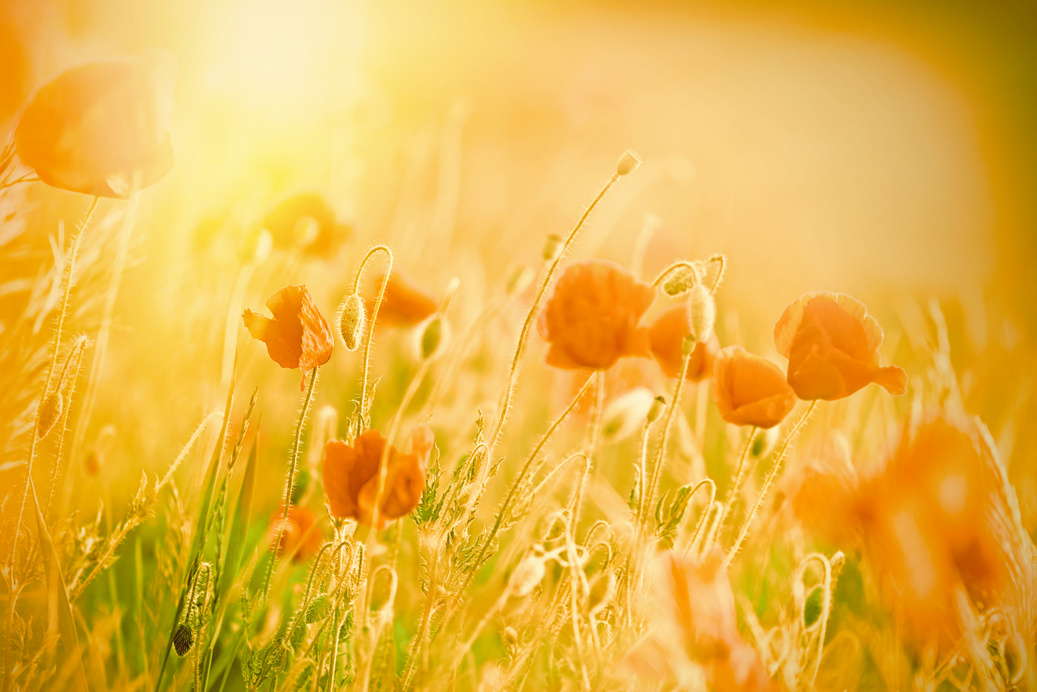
<box><xmin>661</xmin><ymin>262</ymin><xmax>704</xmax><ymax>297</ymax></box>
<box><xmin>501</xmin><ymin>626</ymin><xmax>520</xmax><ymax>655</ymax></box>
<box><xmin>687</xmin><ymin>283</ymin><xmax>715</xmax><ymax>343</ymax></box>
<box><xmin>542</xmin><ymin>233</ymin><xmax>564</xmax><ymax>262</ymax></box>
<box><xmin>646</xmin><ymin>396</ymin><xmax>666</xmax><ymax>424</ymax></box>
<box><xmin>509</xmin><ymin>554</ymin><xmax>546</xmax><ymax>598</ymax></box>
<box><xmin>336</xmin><ymin>293</ymin><xmax>366</xmax><ymax>352</ymax></box>
<box><xmin>37</xmin><ymin>392</ymin><xmax>64</xmax><ymax>440</ymax></box>
<box><xmin>172</xmin><ymin>623</ymin><xmax>195</xmax><ymax>656</ymax></box>
<box><xmin>305</xmin><ymin>594</ymin><xmax>333</xmax><ymax>624</ymax></box>
<box><xmin>601</xmin><ymin>388</ymin><xmax>656</xmax><ymax>442</ymax></box>
<box><xmin>616</xmin><ymin>150</ymin><xmax>641</xmax><ymax>177</ymax></box>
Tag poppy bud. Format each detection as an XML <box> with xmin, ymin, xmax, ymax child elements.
<box><xmin>420</xmin><ymin>316</ymin><xmax>445</xmax><ymax>360</ymax></box>
<box><xmin>661</xmin><ymin>263</ymin><xmax>703</xmax><ymax>297</ymax></box>
<box><xmin>37</xmin><ymin>392</ymin><xmax>63</xmax><ymax>440</ymax></box>
<box><xmin>542</xmin><ymin>233</ymin><xmax>564</xmax><ymax>262</ymax></box>
<box><xmin>601</xmin><ymin>388</ymin><xmax>656</xmax><ymax>442</ymax></box>
<box><xmin>238</xmin><ymin>226</ymin><xmax>273</xmax><ymax>266</ymax></box>
<box><xmin>305</xmin><ymin>594</ymin><xmax>332</xmax><ymax>623</ymax></box>
<box><xmin>336</xmin><ymin>293</ymin><xmax>366</xmax><ymax>352</ymax></box>
<box><xmin>616</xmin><ymin>150</ymin><xmax>641</xmax><ymax>177</ymax></box>
<box><xmin>647</xmin><ymin>396</ymin><xmax>666</xmax><ymax>424</ymax></box>
<box><xmin>509</xmin><ymin>554</ymin><xmax>546</xmax><ymax>598</ymax></box>
<box><xmin>687</xmin><ymin>284</ymin><xmax>715</xmax><ymax>343</ymax></box>
<box><xmin>172</xmin><ymin>623</ymin><xmax>195</xmax><ymax>656</ymax></box>
<box><xmin>502</xmin><ymin>626</ymin><xmax>520</xmax><ymax>655</ymax></box>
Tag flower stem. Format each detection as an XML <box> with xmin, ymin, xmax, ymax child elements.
<box><xmin>351</xmin><ymin>245</ymin><xmax>393</xmax><ymax>424</ymax></box>
<box><xmin>262</xmin><ymin>367</ymin><xmax>319</xmax><ymax>601</ymax></box>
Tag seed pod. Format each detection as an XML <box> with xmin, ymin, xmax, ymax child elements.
<box><xmin>37</xmin><ymin>391</ymin><xmax>63</xmax><ymax>440</ymax></box>
<box><xmin>172</xmin><ymin>623</ymin><xmax>195</xmax><ymax>657</ymax></box>
<box><xmin>542</xmin><ymin>233</ymin><xmax>563</xmax><ymax>261</ymax></box>
<box><xmin>509</xmin><ymin>554</ymin><xmax>546</xmax><ymax>598</ymax></box>
<box><xmin>616</xmin><ymin>150</ymin><xmax>641</xmax><ymax>177</ymax></box>
<box><xmin>305</xmin><ymin>594</ymin><xmax>332</xmax><ymax>623</ymax></box>
<box><xmin>336</xmin><ymin>293</ymin><xmax>366</xmax><ymax>351</ymax></box>
<box><xmin>687</xmin><ymin>284</ymin><xmax>715</xmax><ymax>343</ymax></box>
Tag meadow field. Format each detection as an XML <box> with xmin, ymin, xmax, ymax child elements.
<box><xmin>1</xmin><ymin>1</ymin><xmax>1035</xmax><ymax>690</ymax></box>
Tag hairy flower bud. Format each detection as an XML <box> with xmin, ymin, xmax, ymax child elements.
<box><xmin>509</xmin><ymin>554</ymin><xmax>546</xmax><ymax>598</ymax></box>
<box><xmin>661</xmin><ymin>263</ymin><xmax>703</xmax><ymax>297</ymax></box>
<box><xmin>37</xmin><ymin>391</ymin><xmax>63</xmax><ymax>440</ymax></box>
<box><xmin>336</xmin><ymin>293</ymin><xmax>366</xmax><ymax>352</ymax></box>
<box><xmin>687</xmin><ymin>284</ymin><xmax>715</xmax><ymax>343</ymax></box>
<box><xmin>172</xmin><ymin>623</ymin><xmax>195</xmax><ymax>657</ymax></box>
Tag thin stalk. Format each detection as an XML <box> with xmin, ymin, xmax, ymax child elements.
<box><xmin>717</xmin><ymin>426</ymin><xmax>757</xmax><ymax>535</ymax></box>
<box><xmin>724</xmin><ymin>400</ymin><xmax>818</xmax><ymax>568</ymax></box>
<box><xmin>350</xmin><ymin>245</ymin><xmax>393</xmax><ymax>422</ymax></box>
<box><xmin>262</xmin><ymin>367</ymin><xmax>319</xmax><ymax>601</ymax></box>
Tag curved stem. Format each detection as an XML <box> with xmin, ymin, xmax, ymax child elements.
<box><xmin>706</xmin><ymin>254</ymin><xmax>726</xmax><ymax>295</ymax></box>
<box><xmin>351</xmin><ymin>245</ymin><xmax>393</xmax><ymax>423</ymax></box>
<box><xmin>262</xmin><ymin>367</ymin><xmax>319</xmax><ymax>601</ymax></box>
<box><xmin>724</xmin><ymin>400</ymin><xmax>818</xmax><ymax>568</ymax></box>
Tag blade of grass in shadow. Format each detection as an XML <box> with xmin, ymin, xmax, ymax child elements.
<box><xmin>29</xmin><ymin>476</ymin><xmax>89</xmax><ymax>691</ymax></box>
<box><xmin>155</xmin><ymin>368</ymin><xmax>236</xmax><ymax>691</ymax></box>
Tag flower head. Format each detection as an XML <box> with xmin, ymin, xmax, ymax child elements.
<box><xmin>243</xmin><ymin>285</ymin><xmax>334</xmax><ymax>373</ymax></box>
<box><xmin>773</xmin><ymin>292</ymin><xmax>907</xmax><ymax>401</ymax></box>
<box><xmin>538</xmin><ymin>259</ymin><xmax>655</xmax><ymax>370</ymax></box>
<box><xmin>262</xmin><ymin>192</ymin><xmax>351</xmax><ymax>259</ymax></box>
<box><xmin>712</xmin><ymin>345</ymin><xmax>796</xmax><ymax>429</ymax></box>
<box><xmin>267</xmin><ymin>504</ymin><xmax>322</xmax><ymax>563</ymax></box>
<box><xmin>322</xmin><ymin>425</ymin><xmax>434</xmax><ymax>529</ymax></box>
<box><xmin>648</xmin><ymin>304</ymin><xmax>719</xmax><ymax>381</ymax></box>
<box><xmin>15</xmin><ymin>54</ymin><xmax>175</xmax><ymax>197</ymax></box>
<box><xmin>366</xmin><ymin>271</ymin><xmax>438</xmax><ymax>330</ymax></box>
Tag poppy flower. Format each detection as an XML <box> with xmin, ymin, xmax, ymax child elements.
<box><xmin>322</xmin><ymin>425</ymin><xmax>434</xmax><ymax>529</ymax></box>
<box><xmin>15</xmin><ymin>54</ymin><xmax>175</xmax><ymax>197</ymax></box>
<box><xmin>242</xmin><ymin>285</ymin><xmax>334</xmax><ymax>373</ymax></box>
<box><xmin>712</xmin><ymin>346</ymin><xmax>796</xmax><ymax>429</ymax></box>
<box><xmin>623</xmin><ymin>551</ymin><xmax>775</xmax><ymax>692</ymax></box>
<box><xmin>262</xmin><ymin>192</ymin><xmax>351</xmax><ymax>259</ymax></box>
<box><xmin>538</xmin><ymin>259</ymin><xmax>656</xmax><ymax>371</ymax></box>
<box><xmin>267</xmin><ymin>504</ymin><xmax>323</xmax><ymax>563</ymax></box>
<box><xmin>648</xmin><ymin>304</ymin><xmax>719</xmax><ymax>381</ymax></box>
<box><xmin>773</xmin><ymin>292</ymin><xmax>907</xmax><ymax>401</ymax></box>
<box><xmin>365</xmin><ymin>271</ymin><xmax>437</xmax><ymax>329</ymax></box>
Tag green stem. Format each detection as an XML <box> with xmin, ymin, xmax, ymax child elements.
<box><xmin>351</xmin><ymin>245</ymin><xmax>393</xmax><ymax>424</ymax></box>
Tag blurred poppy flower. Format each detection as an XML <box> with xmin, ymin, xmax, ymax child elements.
<box><xmin>15</xmin><ymin>53</ymin><xmax>175</xmax><ymax>197</ymax></box>
<box><xmin>648</xmin><ymin>304</ymin><xmax>719</xmax><ymax>381</ymax></box>
<box><xmin>322</xmin><ymin>425</ymin><xmax>434</xmax><ymax>529</ymax></box>
<box><xmin>624</xmin><ymin>551</ymin><xmax>774</xmax><ymax>692</ymax></box>
<box><xmin>773</xmin><ymin>292</ymin><xmax>907</xmax><ymax>401</ymax></box>
<box><xmin>538</xmin><ymin>259</ymin><xmax>655</xmax><ymax>370</ymax></box>
<box><xmin>262</xmin><ymin>192</ymin><xmax>351</xmax><ymax>259</ymax></box>
<box><xmin>267</xmin><ymin>504</ymin><xmax>322</xmax><ymax>563</ymax></box>
<box><xmin>365</xmin><ymin>271</ymin><xmax>437</xmax><ymax>329</ymax></box>
<box><xmin>712</xmin><ymin>345</ymin><xmax>796</xmax><ymax>429</ymax></box>
<box><xmin>242</xmin><ymin>285</ymin><xmax>334</xmax><ymax>374</ymax></box>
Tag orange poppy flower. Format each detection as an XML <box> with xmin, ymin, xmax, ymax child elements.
<box><xmin>365</xmin><ymin>271</ymin><xmax>438</xmax><ymax>329</ymax></box>
<box><xmin>15</xmin><ymin>54</ymin><xmax>175</xmax><ymax>197</ymax></box>
<box><xmin>648</xmin><ymin>304</ymin><xmax>719</xmax><ymax>381</ymax></box>
<box><xmin>322</xmin><ymin>425</ymin><xmax>434</xmax><ymax>529</ymax></box>
<box><xmin>538</xmin><ymin>259</ymin><xmax>655</xmax><ymax>371</ymax></box>
<box><xmin>242</xmin><ymin>285</ymin><xmax>334</xmax><ymax>373</ymax></box>
<box><xmin>262</xmin><ymin>192</ymin><xmax>351</xmax><ymax>259</ymax></box>
<box><xmin>624</xmin><ymin>551</ymin><xmax>775</xmax><ymax>692</ymax></box>
<box><xmin>267</xmin><ymin>504</ymin><xmax>323</xmax><ymax>563</ymax></box>
<box><xmin>773</xmin><ymin>292</ymin><xmax>907</xmax><ymax>401</ymax></box>
<box><xmin>712</xmin><ymin>346</ymin><xmax>796</xmax><ymax>429</ymax></box>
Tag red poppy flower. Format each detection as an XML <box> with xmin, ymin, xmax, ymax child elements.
<box><xmin>712</xmin><ymin>346</ymin><xmax>796</xmax><ymax>429</ymax></box>
<box><xmin>648</xmin><ymin>304</ymin><xmax>719</xmax><ymax>381</ymax></box>
<box><xmin>243</xmin><ymin>285</ymin><xmax>334</xmax><ymax>373</ymax></box>
<box><xmin>15</xmin><ymin>54</ymin><xmax>175</xmax><ymax>197</ymax></box>
<box><xmin>267</xmin><ymin>504</ymin><xmax>323</xmax><ymax>563</ymax></box>
<box><xmin>538</xmin><ymin>259</ymin><xmax>655</xmax><ymax>370</ymax></box>
<box><xmin>262</xmin><ymin>192</ymin><xmax>351</xmax><ymax>259</ymax></box>
<box><xmin>322</xmin><ymin>425</ymin><xmax>434</xmax><ymax>529</ymax></box>
<box><xmin>365</xmin><ymin>271</ymin><xmax>438</xmax><ymax>330</ymax></box>
<box><xmin>773</xmin><ymin>292</ymin><xmax>907</xmax><ymax>401</ymax></box>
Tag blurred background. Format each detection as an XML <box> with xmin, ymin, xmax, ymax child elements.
<box><xmin>2</xmin><ymin>0</ymin><xmax>1035</xmax><ymax>517</ymax></box>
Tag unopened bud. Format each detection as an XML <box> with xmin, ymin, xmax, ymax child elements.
<box><xmin>647</xmin><ymin>396</ymin><xmax>666</xmax><ymax>423</ymax></box>
<box><xmin>37</xmin><ymin>392</ymin><xmax>63</xmax><ymax>440</ymax></box>
<box><xmin>336</xmin><ymin>293</ymin><xmax>366</xmax><ymax>351</ymax></box>
<box><xmin>661</xmin><ymin>262</ymin><xmax>703</xmax><ymax>297</ymax></box>
<box><xmin>542</xmin><ymin>233</ymin><xmax>563</xmax><ymax>261</ymax></box>
<box><xmin>616</xmin><ymin>150</ymin><xmax>641</xmax><ymax>177</ymax></box>
<box><xmin>420</xmin><ymin>316</ymin><xmax>445</xmax><ymax>360</ymax></box>
<box><xmin>601</xmin><ymin>388</ymin><xmax>656</xmax><ymax>442</ymax></box>
<box><xmin>687</xmin><ymin>284</ymin><xmax>715</xmax><ymax>343</ymax></box>
<box><xmin>238</xmin><ymin>226</ymin><xmax>273</xmax><ymax>266</ymax></box>
<box><xmin>173</xmin><ymin>623</ymin><xmax>195</xmax><ymax>657</ymax></box>
<box><xmin>509</xmin><ymin>554</ymin><xmax>546</xmax><ymax>598</ymax></box>
<box><xmin>305</xmin><ymin>594</ymin><xmax>333</xmax><ymax>623</ymax></box>
<box><xmin>501</xmin><ymin>626</ymin><xmax>519</xmax><ymax>654</ymax></box>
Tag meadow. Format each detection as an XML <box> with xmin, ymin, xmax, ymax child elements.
<box><xmin>1</xmin><ymin>2</ymin><xmax>1036</xmax><ymax>691</ymax></box>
